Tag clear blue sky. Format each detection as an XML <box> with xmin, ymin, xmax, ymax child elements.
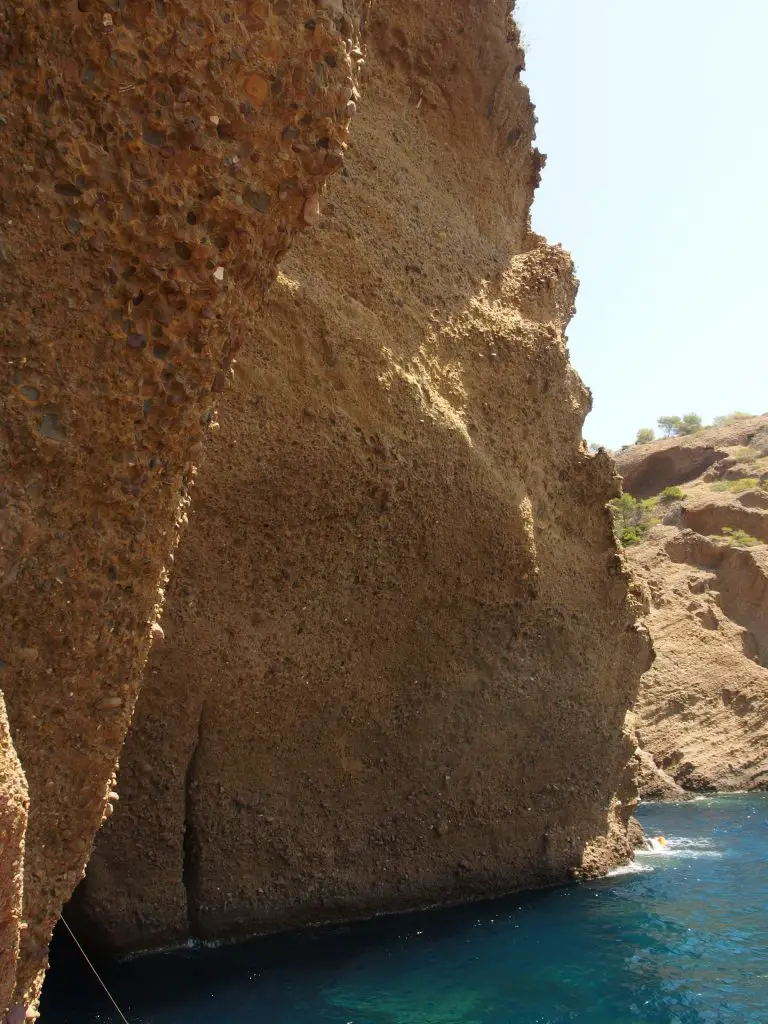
<box><xmin>516</xmin><ymin>0</ymin><xmax>768</xmax><ymax>449</ymax></box>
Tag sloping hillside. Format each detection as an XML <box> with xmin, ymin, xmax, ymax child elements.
<box><xmin>616</xmin><ymin>418</ymin><xmax>768</xmax><ymax>793</ymax></box>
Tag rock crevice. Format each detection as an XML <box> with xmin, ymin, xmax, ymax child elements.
<box><xmin>182</xmin><ymin>704</ymin><xmax>207</xmax><ymax>938</ymax></box>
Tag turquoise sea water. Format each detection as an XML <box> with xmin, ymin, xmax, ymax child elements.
<box><xmin>41</xmin><ymin>794</ymin><xmax>768</xmax><ymax>1024</ymax></box>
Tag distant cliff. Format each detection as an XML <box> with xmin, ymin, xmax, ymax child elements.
<box><xmin>70</xmin><ymin>0</ymin><xmax>650</xmax><ymax>956</ymax></box>
<box><xmin>617</xmin><ymin>418</ymin><xmax>768</xmax><ymax>793</ymax></box>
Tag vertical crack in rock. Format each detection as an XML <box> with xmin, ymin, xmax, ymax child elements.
<box><xmin>183</xmin><ymin>705</ymin><xmax>206</xmax><ymax>938</ymax></box>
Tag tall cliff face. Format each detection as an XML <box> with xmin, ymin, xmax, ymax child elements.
<box><xmin>0</xmin><ymin>0</ymin><xmax>364</xmax><ymax>1014</ymax></box>
<box><xmin>71</xmin><ymin>1</ymin><xmax>651</xmax><ymax>954</ymax></box>
<box><xmin>616</xmin><ymin>419</ymin><xmax>768</xmax><ymax>793</ymax></box>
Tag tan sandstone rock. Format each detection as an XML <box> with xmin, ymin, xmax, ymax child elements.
<box><xmin>70</xmin><ymin>0</ymin><xmax>651</xmax><ymax>956</ymax></box>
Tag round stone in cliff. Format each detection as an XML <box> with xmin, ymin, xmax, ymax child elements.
<box><xmin>243</xmin><ymin>74</ymin><xmax>269</xmax><ymax>106</ymax></box>
<box><xmin>244</xmin><ymin>190</ymin><xmax>271</xmax><ymax>214</ymax></box>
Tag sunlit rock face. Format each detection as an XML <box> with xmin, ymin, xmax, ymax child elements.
<box><xmin>72</xmin><ymin>0</ymin><xmax>649</xmax><ymax>956</ymax></box>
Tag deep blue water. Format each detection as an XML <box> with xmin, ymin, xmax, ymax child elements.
<box><xmin>41</xmin><ymin>794</ymin><xmax>768</xmax><ymax>1024</ymax></box>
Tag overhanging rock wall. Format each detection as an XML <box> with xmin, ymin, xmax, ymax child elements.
<box><xmin>0</xmin><ymin>0</ymin><xmax>364</xmax><ymax>1013</ymax></box>
<box><xmin>72</xmin><ymin>0</ymin><xmax>652</xmax><ymax>954</ymax></box>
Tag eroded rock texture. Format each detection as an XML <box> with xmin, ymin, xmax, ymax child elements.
<box><xmin>617</xmin><ymin>419</ymin><xmax>768</xmax><ymax>794</ymax></box>
<box><xmin>0</xmin><ymin>0</ymin><xmax>363</xmax><ymax>1013</ymax></box>
<box><xmin>0</xmin><ymin>702</ymin><xmax>27</xmax><ymax>1018</ymax></box>
<box><xmin>72</xmin><ymin>0</ymin><xmax>651</xmax><ymax>955</ymax></box>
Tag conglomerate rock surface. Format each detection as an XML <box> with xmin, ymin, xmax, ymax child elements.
<box><xmin>0</xmin><ymin>0</ymin><xmax>364</xmax><ymax>1014</ymax></box>
<box><xmin>616</xmin><ymin>418</ymin><xmax>768</xmax><ymax>794</ymax></box>
<box><xmin>71</xmin><ymin>0</ymin><xmax>651</xmax><ymax>955</ymax></box>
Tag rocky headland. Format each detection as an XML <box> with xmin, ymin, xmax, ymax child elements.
<box><xmin>616</xmin><ymin>418</ymin><xmax>768</xmax><ymax>796</ymax></box>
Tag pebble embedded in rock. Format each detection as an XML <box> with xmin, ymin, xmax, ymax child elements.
<box><xmin>243</xmin><ymin>74</ymin><xmax>269</xmax><ymax>106</ymax></box>
<box><xmin>98</xmin><ymin>696</ymin><xmax>123</xmax><ymax>710</ymax></box>
<box><xmin>14</xmin><ymin>647</ymin><xmax>39</xmax><ymax>663</ymax></box>
<box><xmin>38</xmin><ymin>412</ymin><xmax>67</xmax><ymax>441</ymax></box>
<box><xmin>244</xmin><ymin>190</ymin><xmax>271</xmax><ymax>214</ymax></box>
<box><xmin>302</xmin><ymin>193</ymin><xmax>321</xmax><ymax>226</ymax></box>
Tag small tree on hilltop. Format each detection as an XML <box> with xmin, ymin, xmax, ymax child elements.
<box><xmin>656</xmin><ymin>413</ymin><xmax>703</xmax><ymax>437</ymax></box>
<box><xmin>657</xmin><ymin>415</ymin><xmax>682</xmax><ymax>437</ymax></box>
<box><xmin>636</xmin><ymin>427</ymin><xmax>655</xmax><ymax>445</ymax></box>
<box><xmin>678</xmin><ymin>412</ymin><xmax>703</xmax><ymax>435</ymax></box>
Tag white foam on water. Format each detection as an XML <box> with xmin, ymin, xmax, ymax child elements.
<box><xmin>606</xmin><ymin>860</ymin><xmax>655</xmax><ymax>877</ymax></box>
<box><xmin>664</xmin><ymin>837</ymin><xmax>714</xmax><ymax>850</ymax></box>
<box><xmin>636</xmin><ymin>835</ymin><xmax>723</xmax><ymax>860</ymax></box>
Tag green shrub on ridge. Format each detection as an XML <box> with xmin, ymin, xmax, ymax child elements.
<box><xmin>711</xmin><ymin>478</ymin><xmax>759</xmax><ymax>493</ymax></box>
<box><xmin>659</xmin><ymin>485</ymin><xmax>686</xmax><ymax>502</ymax></box>
<box><xmin>610</xmin><ymin>493</ymin><xmax>658</xmax><ymax>546</ymax></box>
<box><xmin>711</xmin><ymin>527</ymin><xmax>762</xmax><ymax>548</ymax></box>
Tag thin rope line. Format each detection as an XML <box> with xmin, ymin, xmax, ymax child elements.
<box><xmin>59</xmin><ymin>914</ymin><xmax>131</xmax><ymax>1024</ymax></box>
